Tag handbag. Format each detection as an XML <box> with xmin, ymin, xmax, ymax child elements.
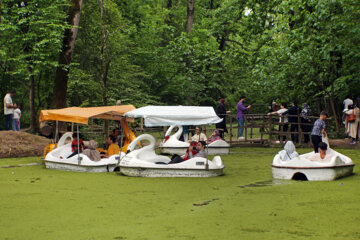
<box><xmin>347</xmin><ymin>112</ymin><xmax>356</xmax><ymax>122</ymax></box>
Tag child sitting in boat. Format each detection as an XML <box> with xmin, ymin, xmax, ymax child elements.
<box><xmin>67</xmin><ymin>133</ymin><xmax>85</xmax><ymax>159</ymax></box>
<box><xmin>278</xmin><ymin>141</ymin><xmax>299</xmax><ymax>161</ymax></box>
<box><xmin>168</xmin><ymin>141</ymin><xmax>207</xmax><ymax>164</ymax></box>
<box><xmin>82</xmin><ymin>140</ymin><xmax>101</xmax><ymax>162</ymax></box>
<box><xmin>307</xmin><ymin>142</ymin><xmax>334</xmax><ymax>163</ymax></box>
<box><xmin>207</xmin><ymin>130</ymin><xmax>222</xmax><ymax>144</ymax></box>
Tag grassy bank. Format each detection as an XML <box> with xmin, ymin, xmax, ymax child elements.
<box><xmin>0</xmin><ymin>148</ymin><xmax>359</xmax><ymax>240</ymax></box>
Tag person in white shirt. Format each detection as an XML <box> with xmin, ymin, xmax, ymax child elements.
<box><xmin>3</xmin><ymin>90</ymin><xmax>17</xmax><ymax>130</ymax></box>
<box><xmin>12</xmin><ymin>104</ymin><xmax>21</xmax><ymax>131</ymax></box>
<box><xmin>190</xmin><ymin>126</ymin><xmax>207</xmax><ymax>142</ymax></box>
<box><xmin>268</xmin><ymin>102</ymin><xmax>288</xmax><ymax>143</ymax></box>
<box><xmin>342</xmin><ymin>97</ymin><xmax>353</xmax><ymax>126</ymax></box>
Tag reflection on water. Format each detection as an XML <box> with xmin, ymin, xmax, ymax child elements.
<box><xmin>237</xmin><ymin>179</ymin><xmax>292</xmax><ymax>188</ymax></box>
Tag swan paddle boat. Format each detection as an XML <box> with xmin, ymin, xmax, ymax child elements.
<box><xmin>120</xmin><ymin>134</ymin><xmax>224</xmax><ymax>177</ymax></box>
<box><xmin>44</xmin><ymin>132</ymin><xmax>124</xmax><ymax>172</ymax></box>
<box><xmin>120</xmin><ymin>106</ymin><xmax>225</xmax><ymax>177</ymax></box>
<box><xmin>39</xmin><ymin>105</ymin><xmax>136</xmax><ymax>172</ymax></box>
<box><xmin>159</xmin><ymin>125</ymin><xmax>229</xmax><ymax>155</ymax></box>
<box><xmin>272</xmin><ymin>141</ymin><xmax>354</xmax><ymax>181</ymax></box>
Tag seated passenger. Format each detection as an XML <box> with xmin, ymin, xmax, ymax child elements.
<box><xmin>82</xmin><ymin>140</ymin><xmax>101</xmax><ymax>162</ymax></box>
<box><xmin>207</xmin><ymin>130</ymin><xmax>222</xmax><ymax>144</ymax></box>
<box><xmin>168</xmin><ymin>141</ymin><xmax>207</xmax><ymax>164</ymax></box>
<box><xmin>190</xmin><ymin>126</ymin><xmax>207</xmax><ymax>142</ymax></box>
<box><xmin>307</xmin><ymin>142</ymin><xmax>332</xmax><ymax>163</ymax></box>
<box><xmin>278</xmin><ymin>141</ymin><xmax>299</xmax><ymax>161</ymax></box>
<box><xmin>67</xmin><ymin>133</ymin><xmax>85</xmax><ymax>159</ymax></box>
<box><xmin>101</xmin><ymin>135</ymin><xmax>120</xmax><ymax>158</ymax></box>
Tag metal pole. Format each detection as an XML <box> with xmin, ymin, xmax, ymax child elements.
<box><xmin>118</xmin><ymin>120</ymin><xmax>124</xmax><ymax>165</ymax></box>
<box><xmin>55</xmin><ymin>121</ymin><xmax>59</xmax><ymax>144</ymax></box>
<box><xmin>77</xmin><ymin>124</ymin><xmax>81</xmax><ymax>164</ymax></box>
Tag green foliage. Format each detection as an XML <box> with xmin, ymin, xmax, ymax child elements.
<box><xmin>1</xmin><ymin>0</ymin><xmax>69</xmax><ymax>128</ymax></box>
<box><xmin>2</xmin><ymin>0</ymin><xmax>360</xmax><ymax>131</ymax></box>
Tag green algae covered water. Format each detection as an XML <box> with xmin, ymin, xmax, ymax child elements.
<box><xmin>0</xmin><ymin>148</ymin><xmax>359</xmax><ymax>240</ymax></box>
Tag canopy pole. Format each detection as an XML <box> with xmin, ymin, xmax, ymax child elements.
<box><xmin>55</xmin><ymin>121</ymin><xmax>59</xmax><ymax>144</ymax></box>
<box><xmin>71</xmin><ymin>122</ymin><xmax>74</xmax><ymax>133</ymax></box>
<box><xmin>205</xmin><ymin>144</ymin><xmax>209</xmax><ymax>170</ymax></box>
<box><xmin>118</xmin><ymin>120</ymin><xmax>124</xmax><ymax>165</ymax></box>
<box><xmin>77</xmin><ymin>124</ymin><xmax>81</xmax><ymax>164</ymax></box>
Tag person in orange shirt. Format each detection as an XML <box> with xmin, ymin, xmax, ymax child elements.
<box><xmin>102</xmin><ymin>135</ymin><xmax>120</xmax><ymax>158</ymax></box>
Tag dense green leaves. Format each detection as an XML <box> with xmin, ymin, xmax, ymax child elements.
<box><xmin>1</xmin><ymin>0</ymin><xmax>359</xmax><ymax>130</ymax></box>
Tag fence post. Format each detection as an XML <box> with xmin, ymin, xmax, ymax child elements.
<box><xmin>298</xmin><ymin>109</ymin><xmax>302</xmax><ymax>144</ymax></box>
<box><xmin>244</xmin><ymin>116</ymin><xmax>248</xmax><ymax>141</ymax></box>
<box><xmin>269</xmin><ymin>114</ymin><xmax>273</xmax><ymax>143</ymax></box>
<box><xmin>279</xmin><ymin>116</ymin><xmax>284</xmax><ymax>144</ymax></box>
<box><xmin>229</xmin><ymin>113</ymin><xmax>233</xmax><ymax>145</ymax></box>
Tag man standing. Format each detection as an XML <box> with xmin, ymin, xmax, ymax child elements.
<box><xmin>236</xmin><ymin>96</ymin><xmax>251</xmax><ymax>140</ymax></box>
<box><xmin>3</xmin><ymin>90</ymin><xmax>17</xmax><ymax>130</ymax></box>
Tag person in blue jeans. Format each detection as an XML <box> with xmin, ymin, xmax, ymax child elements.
<box><xmin>236</xmin><ymin>96</ymin><xmax>251</xmax><ymax>140</ymax></box>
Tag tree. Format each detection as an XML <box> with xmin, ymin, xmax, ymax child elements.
<box><xmin>1</xmin><ymin>0</ymin><xmax>68</xmax><ymax>131</ymax></box>
<box><xmin>52</xmin><ymin>0</ymin><xmax>83</xmax><ymax>110</ymax></box>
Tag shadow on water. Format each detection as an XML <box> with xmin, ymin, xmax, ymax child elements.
<box><xmin>1</xmin><ymin>163</ymin><xmax>42</xmax><ymax>168</ymax></box>
<box><xmin>237</xmin><ymin>179</ymin><xmax>292</xmax><ymax>188</ymax></box>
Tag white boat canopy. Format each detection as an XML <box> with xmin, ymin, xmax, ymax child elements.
<box><xmin>124</xmin><ymin>106</ymin><xmax>222</xmax><ymax>127</ymax></box>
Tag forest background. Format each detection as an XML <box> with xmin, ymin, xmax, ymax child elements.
<box><xmin>1</xmin><ymin>0</ymin><xmax>359</xmax><ymax>134</ymax></box>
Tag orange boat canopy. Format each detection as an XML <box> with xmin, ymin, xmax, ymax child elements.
<box><xmin>39</xmin><ymin>105</ymin><xmax>136</xmax><ymax>125</ymax></box>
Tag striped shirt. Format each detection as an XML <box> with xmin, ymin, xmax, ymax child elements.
<box><xmin>311</xmin><ymin>119</ymin><xmax>325</xmax><ymax>136</ymax></box>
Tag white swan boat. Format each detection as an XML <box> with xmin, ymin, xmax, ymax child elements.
<box><xmin>159</xmin><ymin>125</ymin><xmax>229</xmax><ymax>155</ymax></box>
<box><xmin>120</xmin><ymin>134</ymin><xmax>224</xmax><ymax>177</ymax></box>
<box><xmin>44</xmin><ymin>132</ymin><xmax>124</xmax><ymax>172</ymax></box>
<box><xmin>272</xmin><ymin>142</ymin><xmax>354</xmax><ymax>181</ymax></box>
<box><xmin>40</xmin><ymin>105</ymin><xmax>136</xmax><ymax>172</ymax></box>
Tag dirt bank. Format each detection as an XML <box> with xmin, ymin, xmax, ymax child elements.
<box><xmin>0</xmin><ymin>131</ymin><xmax>51</xmax><ymax>158</ymax></box>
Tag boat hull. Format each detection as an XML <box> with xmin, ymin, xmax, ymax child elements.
<box><xmin>272</xmin><ymin>164</ymin><xmax>354</xmax><ymax>181</ymax></box>
<box><xmin>120</xmin><ymin>166</ymin><xmax>223</xmax><ymax>177</ymax></box>
<box><xmin>44</xmin><ymin>160</ymin><xmax>117</xmax><ymax>173</ymax></box>
<box><xmin>159</xmin><ymin>146</ymin><xmax>230</xmax><ymax>155</ymax></box>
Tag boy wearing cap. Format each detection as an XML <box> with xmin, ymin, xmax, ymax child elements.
<box><xmin>311</xmin><ymin>111</ymin><xmax>328</xmax><ymax>153</ymax></box>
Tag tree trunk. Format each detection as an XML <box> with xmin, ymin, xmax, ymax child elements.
<box><xmin>167</xmin><ymin>0</ymin><xmax>172</xmax><ymax>9</ymax></box>
<box><xmin>52</xmin><ymin>0</ymin><xmax>83</xmax><ymax>109</ymax></box>
<box><xmin>100</xmin><ymin>0</ymin><xmax>110</xmax><ymax>137</ymax></box>
<box><xmin>27</xmin><ymin>66</ymin><xmax>37</xmax><ymax>132</ymax></box>
<box><xmin>329</xmin><ymin>95</ymin><xmax>339</xmax><ymax>132</ymax></box>
<box><xmin>186</xmin><ymin>0</ymin><xmax>195</xmax><ymax>33</ymax></box>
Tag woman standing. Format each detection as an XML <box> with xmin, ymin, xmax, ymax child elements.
<box><xmin>216</xmin><ymin>99</ymin><xmax>230</xmax><ymax>139</ymax></box>
<box><xmin>345</xmin><ymin>104</ymin><xmax>359</xmax><ymax>144</ymax></box>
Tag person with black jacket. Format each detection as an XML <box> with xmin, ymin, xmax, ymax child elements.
<box><xmin>216</xmin><ymin>99</ymin><xmax>230</xmax><ymax>138</ymax></box>
<box><xmin>282</xmin><ymin>100</ymin><xmax>302</xmax><ymax>143</ymax></box>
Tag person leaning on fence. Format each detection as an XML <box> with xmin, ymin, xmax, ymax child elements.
<box><xmin>282</xmin><ymin>100</ymin><xmax>302</xmax><ymax>143</ymax></box>
<box><xmin>268</xmin><ymin>102</ymin><xmax>288</xmax><ymax>143</ymax></box>
<box><xmin>311</xmin><ymin>111</ymin><xmax>328</xmax><ymax>153</ymax></box>
<box><xmin>236</xmin><ymin>96</ymin><xmax>252</xmax><ymax>140</ymax></box>
<box><xmin>300</xmin><ymin>103</ymin><xmax>312</xmax><ymax>144</ymax></box>
<box><xmin>344</xmin><ymin>104</ymin><xmax>359</xmax><ymax>144</ymax></box>
<box><xmin>216</xmin><ymin>98</ymin><xmax>230</xmax><ymax>139</ymax></box>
